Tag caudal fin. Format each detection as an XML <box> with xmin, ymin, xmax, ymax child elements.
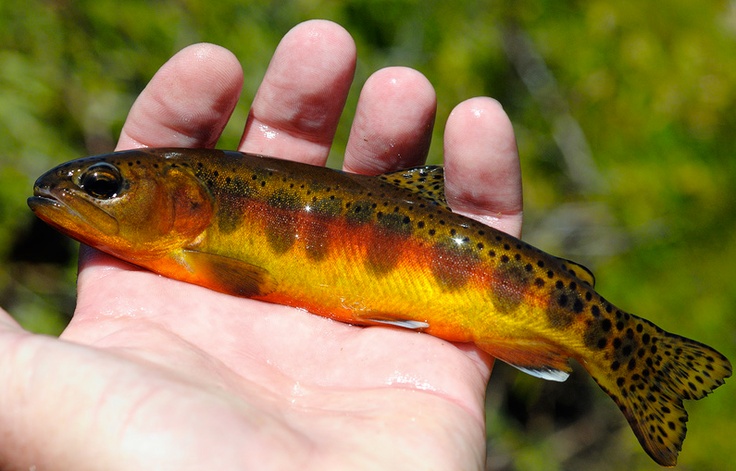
<box><xmin>584</xmin><ymin>316</ymin><xmax>731</xmax><ymax>467</ymax></box>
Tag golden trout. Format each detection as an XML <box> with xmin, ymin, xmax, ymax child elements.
<box><xmin>28</xmin><ymin>148</ymin><xmax>730</xmax><ymax>466</ymax></box>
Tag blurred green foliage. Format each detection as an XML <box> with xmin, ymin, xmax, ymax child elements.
<box><xmin>1</xmin><ymin>1</ymin><xmax>734</xmax><ymax>470</ymax></box>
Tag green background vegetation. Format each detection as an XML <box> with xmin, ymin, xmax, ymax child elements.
<box><xmin>1</xmin><ymin>1</ymin><xmax>734</xmax><ymax>470</ymax></box>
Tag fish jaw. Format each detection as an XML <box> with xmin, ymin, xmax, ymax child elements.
<box><xmin>28</xmin><ymin>179</ymin><xmax>121</xmax><ymax>249</ymax></box>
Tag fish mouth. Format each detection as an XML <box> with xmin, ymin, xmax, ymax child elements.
<box><xmin>27</xmin><ymin>195</ymin><xmax>60</xmax><ymax>209</ymax></box>
<box><xmin>28</xmin><ymin>186</ymin><xmax>120</xmax><ymax>237</ymax></box>
<box><xmin>28</xmin><ymin>185</ymin><xmax>69</xmax><ymax>215</ymax></box>
<box><xmin>28</xmin><ymin>186</ymin><xmax>64</xmax><ymax>211</ymax></box>
<box><xmin>28</xmin><ymin>184</ymin><xmax>80</xmax><ymax>219</ymax></box>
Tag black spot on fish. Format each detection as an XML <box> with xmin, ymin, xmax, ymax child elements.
<box><xmin>267</xmin><ymin>189</ymin><xmax>302</xmax><ymax>211</ymax></box>
<box><xmin>311</xmin><ymin>196</ymin><xmax>343</xmax><ymax>217</ymax></box>
<box><xmin>547</xmin><ymin>279</ymin><xmax>587</xmax><ymax>329</ymax></box>
<box><xmin>573</xmin><ymin>298</ymin><xmax>584</xmax><ymax>313</ymax></box>
<box><xmin>345</xmin><ymin>200</ymin><xmax>374</xmax><ymax>224</ymax></box>
<box><xmin>584</xmin><ymin>320</ymin><xmax>606</xmax><ymax>349</ymax></box>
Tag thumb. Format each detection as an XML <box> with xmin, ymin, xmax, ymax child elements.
<box><xmin>0</xmin><ymin>308</ymin><xmax>118</xmax><ymax>470</ymax></box>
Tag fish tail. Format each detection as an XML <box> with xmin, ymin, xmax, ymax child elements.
<box><xmin>583</xmin><ymin>316</ymin><xmax>731</xmax><ymax>467</ymax></box>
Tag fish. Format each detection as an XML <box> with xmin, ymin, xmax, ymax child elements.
<box><xmin>28</xmin><ymin>147</ymin><xmax>731</xmax><ymax>467</ymax></box>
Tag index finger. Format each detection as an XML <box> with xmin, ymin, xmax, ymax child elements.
<box><xmin>116</xmin><ymin>43</ymin><xmax>244</xmax><ymax>150</ymax></box>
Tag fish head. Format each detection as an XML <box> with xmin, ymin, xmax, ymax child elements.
<box><xmin>28</xmin><ymin>149</ymin><xmax>214</xmax><ymax>262</ymax></box>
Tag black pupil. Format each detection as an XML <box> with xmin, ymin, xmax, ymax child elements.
<box><xmin>80</xmin><ymin>163</ymin><xmax>123</xmax><ymax>199</ymax></box>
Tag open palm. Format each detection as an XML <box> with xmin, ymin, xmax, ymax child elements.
<box><xmin>0</xmin><ymin>20</ymin><xmax>523</xmax><ymax>470</ymax></box>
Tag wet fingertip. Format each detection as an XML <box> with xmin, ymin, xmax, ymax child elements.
<box><xmin>117</xmin><ymin>43</ymin><xmax>244</xmax><ymax>150</ymax></box>
<box><xmin>344</xmin><ymin>67</ymin><xmax>436</xmax><ymax>174</ymax></box>
<box><xmin>276</xmin><ymin>20</ymin><xmax>357</xmax><ymax>80</ymax></box>
<box><xmin>444</xmin><ymin>96</ymin><xmax>523</xmax><ymax>236</ymax></box>
<box><xmin>241</xmin><ymin>20</ymin><xmax>356</xmax><ymax>164</ymax></box>
<box><xmin>287</xmin><ymin>19</ymin><xmax>356</xmax><ymax>52</ymax></box>
<box><xmin>449</xmin><ymin>96</ymin><xmax>503</xmax><ymax>116</ymax></box>
<box><xmin>365</xmin><ymin>67</ymin><xmax>435</xmax><ymax>99</ymax></box>
<box><xmin>447</xmin><ymin>97</ymin><xmax>510</xmax><ymax>136</ymax></box>
<box><xmin>445</xmin><ymin>96</ymin><xmax>518</xmax><ymax>164</ymax></box>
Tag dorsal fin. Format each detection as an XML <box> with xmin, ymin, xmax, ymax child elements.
<box><xmin>379</xmin><ymin>166</ymin><xmax>449</xmax><ymax>208</ymax></box>
<box><xmin>379</xmin><ymin>166</ymin><xmax>596</xmax><ymax>288</ymax></box>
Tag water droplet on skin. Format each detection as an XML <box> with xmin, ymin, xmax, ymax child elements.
<box><xmin>385</xmin><ymin>370</ymin><xmax>436</xmax><ymax>391</ymax></box>
<box><xmin>259</xmin><ymin>124</ymin><xmax>278</xmax><ymax>140</ymax></box>
<box><xmin>470</xmin><ymin>107</ymin><xmax>484</xmax><ymax>118</ymax></box>
<box><xmin>290</xmin><ymin>381</ymin><xmax>306</xmax><ymax>405</ymax></box>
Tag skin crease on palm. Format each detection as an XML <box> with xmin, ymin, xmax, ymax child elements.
<box><xmin>0</xmin><ymin>20</ymin><xmax>523</xmax><ymax>470</ymax></box>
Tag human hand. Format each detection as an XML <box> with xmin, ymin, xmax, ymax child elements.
<box><xmin>0</xmin><ymin>20</ymin><xmax>521</xmax><ymax>470</ymax></box>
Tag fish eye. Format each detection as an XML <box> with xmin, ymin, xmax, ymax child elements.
<box><xmin>79</xmin><ymin>162</ymin><xmax>123</xmax><ymax>199</ymax></box>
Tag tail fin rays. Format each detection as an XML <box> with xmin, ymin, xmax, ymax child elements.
<box><xmin>583</xmin><ymin>319</ymin><xmax>731</xmax><ymax>467</ymax></box>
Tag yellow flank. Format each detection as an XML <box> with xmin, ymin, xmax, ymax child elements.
<box><xmin>28</xmin><ymin>148</ymin><xmax>731</xmax><ymax>467</ymax></box>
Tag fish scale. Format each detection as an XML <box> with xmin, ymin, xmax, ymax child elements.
<box><xmin>28</xmin><ymin>147</ymin><xmax>731</xmax><ymax>467</ymax></box>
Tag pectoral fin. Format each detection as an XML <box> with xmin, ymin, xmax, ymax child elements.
<box><xmin>179</xmin><ymin>249</ymin><xmax>276</xmax><ymax>298</ymax></box>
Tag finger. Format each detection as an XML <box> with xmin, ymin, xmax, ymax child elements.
<box><xmin>343</xmin><ymin>67</ymin><xmax>436</xmax><ymax>175</ymax></box>
<box><xmin>444</xmin><ymin>97</ymin><xmax>523</xmax><ymax>237</ymax></box>
<box><xmin>76</xmin><ymin>44</ymin><xmax>242</xmax><ymax>326</ymax></box>
<box><xmin>0</xmin><ymin>318</ymin><xmax>95</xmax><ymax>469</ymax></box>
<box><xmin>117</xmin><ymin>43</ymin><xmax>243</xmax><ymax>150</ymax></box>
<box><xmin>0</xmin><ymin>307</ymin><xmax>23</xmax><ymax>331</ymax></box>
<box><xmin>240</xmin><ymin>20</ymin><xmax>356</xmax><ymax>166</ymax></box>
